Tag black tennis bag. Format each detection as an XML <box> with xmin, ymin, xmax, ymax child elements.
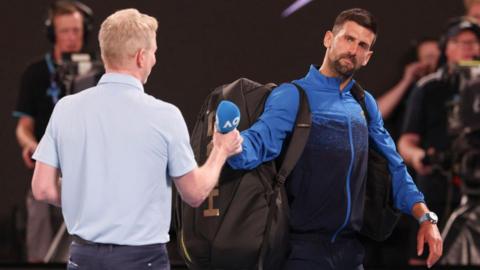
<box><xmin>351</xmin><ymin>83</ymin><xmax>402</xmax><ymax>242</ymax></box>
<box><xmin>175</xmin><ymin>78</ymin><xmax>311</xmax><ymax>270</ymax></box>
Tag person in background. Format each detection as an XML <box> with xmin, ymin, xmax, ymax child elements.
<box><xmin>465</xmin><ymin>0</ymin><xmax>480</xmax><ymax>23</ymax></box>
<box><xmin>398</xmin><ymin>17</ymin><xmax>480</xmax><ymax>266</ymax></box>
<box><xmin>13</xmin><ymin>1</ymin><xmax>91</xmax><ymax>262</ymax></box>
<box><xmin>377</xmin><ymin>38</ymin><xmax>440</xmax><ymax>141</ymax></box>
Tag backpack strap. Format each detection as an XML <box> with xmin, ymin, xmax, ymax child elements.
<box><xmin>350</xmin><ymin>81</ymin><xmax>371</xmax><ymax>124</ymax></box>
<box><xmin>276</xmin><ymin>83</ymin><xmax>312</xmax><ymax>183</ymax></box>
<box><xmin>258</xmin><ymin>83</ymin><xmax>311</xmax><ymax>270</ymax></box>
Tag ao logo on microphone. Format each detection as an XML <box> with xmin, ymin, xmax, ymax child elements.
<box><xmin>215</xmin><ymin>100</ymin><xmax>241</xmax><ymax>133</ymax></box>
<box><xmin>220</xmin><ymin>115</ymin><xmax>240</xmax><ymax>129</ymax></box>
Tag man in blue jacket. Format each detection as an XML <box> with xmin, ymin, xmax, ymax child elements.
<box><xmin>228</xmin><ymin>8</ymin><xmax>442</xmax><ymax>269</ymax></box>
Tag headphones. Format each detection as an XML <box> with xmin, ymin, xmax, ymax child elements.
<box><xmin>45</xmin><ymin>0</ymin><xmax>93</xmax><ymax>44</ymax></box>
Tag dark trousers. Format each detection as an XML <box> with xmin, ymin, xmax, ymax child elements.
<box><xmin>282</xmin><ymin>234</ymin><xmax>365</xmax><ymax>270</ymax></box>
<box><xmin>67</xmin><ymin>241</ymin><xmax>170</xmax><ymax>270</ymax></box>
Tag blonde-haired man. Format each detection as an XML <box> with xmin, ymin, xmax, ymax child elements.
<box><xmin>98</xmin><ymin>8</ymin><xmax>157</xmax><ymax>81</ymax></box>
<box><xmin>30</xmin><ymin>9</ymin><xmax>242</xmax><ymax>269</ymax></box>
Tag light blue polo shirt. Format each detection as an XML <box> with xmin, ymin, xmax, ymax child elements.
<box><xmin>33</xmin><ymin>73</ymin><xmax>197</xmax><ymax>245</ymax></box>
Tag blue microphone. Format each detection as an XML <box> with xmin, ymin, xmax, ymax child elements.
<box><xmin>216</xmin><ymin>100</ymin><xmax>241</xmax><ymax>134</ymax></box>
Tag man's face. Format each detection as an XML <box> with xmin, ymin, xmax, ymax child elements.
<box><xmin>53</xmin><ymin>11</ymin><xmax>84</xmax><ymax>54</ymax></box>
<box><xmin>141</xmin><ymin>36</ymin><xmax>157</xmax><ymax>84</ymax></box>
<box><xmin>445</xmin><ymin>30</ymin><xmax>480</xmax><ymax>64</ymax></box>
<box><xmin>324</xmin><ymin>21</ymin><xmax>375</xmax><ymax>78</ymax></box>
<box><xmin>468</xmin><ymin>3</ymin><xmax>480</xmax><ymax>23</ymax></box>
<box><xmin>417</xmin><ymin>41</ymin><xmax>440</xmax><ymax>73</ymax></box>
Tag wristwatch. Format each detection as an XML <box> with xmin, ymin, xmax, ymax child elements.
<box><xmin>418</xmin><ymin>212</ymin><xmax>438</xmax><ymax>225</ymax></box>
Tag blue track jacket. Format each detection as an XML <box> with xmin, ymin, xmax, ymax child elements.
<box><xmin>228</xmin><ymin>65</ymin><xmax>425</xmax><ymax>240</ymax></box>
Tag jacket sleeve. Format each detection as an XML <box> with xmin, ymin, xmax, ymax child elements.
<box><xmin>227</xmin><ymin>83</ymin><xmax>299</xmax><ymax>170</ymax></box>
<box><xmin>364</xmin><ymin>91</ymin><xmax>425</xmax><ymax>215</ymax></box>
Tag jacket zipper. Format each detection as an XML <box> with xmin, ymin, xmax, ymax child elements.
<box><xmin>331</xmin><ymin>94</ymin><xmax>354</xmax><ymax>243</ymax></box>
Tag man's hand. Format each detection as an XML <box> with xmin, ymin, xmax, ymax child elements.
<box><xmin>410</xmin><ymin>148</ymin><xmax>432</xmax><ymax>176</ymax></box>
<box><xmin>403</xmin><ymin>62</ymin><xmax>429</xmax><ymax>83</ymax></box>
<box><xmin>16</xmin><ymin>116</ymin><xmax>38</xmax><ymax>169</ymax></box>
<box><xmin>417</xmin><ymin>221</ymin><xmax>443</xmax><ymax>268</ymax></box>
<box><xmin>212</xmin><ymin>129</ymin><xmax>243</xmax><ymax>157</ymax></box>
<box><xmin>22</xmin><ymin>142</ymin><xmax>37</xmax><ymax>169</ymax></box>
<box><xmin>174</xmin><ymin>129</ymin><xmax>243</xmax><ymax>208</ymax></box>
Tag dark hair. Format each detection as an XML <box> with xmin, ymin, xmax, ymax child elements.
<box><xmin>402</xmin><ymin>37</ymin><xmax>439</xmax><ymax>64</ymax></box>
<box><xmin>47</xmin><ymin>1</ymin><xmax>82</xmax><ymax>22</ymax></box>
<box><xmin>332</xmin><ymin>8</ymin><xmax>378</xmax><ymax>36</ymax></box>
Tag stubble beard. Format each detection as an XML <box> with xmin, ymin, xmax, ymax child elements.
<box><xmin>331</xmin><ymin>54</ymin><xmax>358</xmax><ymax>79</ymax></box>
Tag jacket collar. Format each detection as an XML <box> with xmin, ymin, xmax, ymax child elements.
<box><xmin>303</xmin><ymin>64</ymin><xmax>355</xmax><ymax>93</ymax></box>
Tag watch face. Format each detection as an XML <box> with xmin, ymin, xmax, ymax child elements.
<box><xmin>427</xmin><ymin>212</ymin><xmax>438</xmax><ymax>224</ymax></box>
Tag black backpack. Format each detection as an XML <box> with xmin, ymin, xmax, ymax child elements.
<box><xmin>175</xmin><ymin>78</ymin><xmax>311</xmax><ymax>270</ymax></box>
<box><xmin>350</xmin><ymin>82</ymin><xmax>402</xmax><ymax>242</ymax></box>
<box><xmin>175</xmin><ymin>79</ymin><xmax>400</xmax><ymax>270</ymax></box>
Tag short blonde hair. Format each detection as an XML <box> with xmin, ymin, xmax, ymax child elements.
<box><xmin>99</xmin><ymin>9</ymin><xmax>158</xmax><ymax>68</ymax></box>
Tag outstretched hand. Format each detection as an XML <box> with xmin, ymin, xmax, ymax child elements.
<box><xmin>417</xmin><ymin>222</ymin><xmax>443</xmax><ymax>268</ymax></box>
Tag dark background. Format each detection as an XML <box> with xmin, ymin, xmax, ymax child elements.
<box><xmin>0</xmin><ymin>0</ymin><xmax>464</xmax><ymax>262</ymax></box>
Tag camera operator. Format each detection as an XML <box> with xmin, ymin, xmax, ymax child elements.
<box><xmin>398</xmin><ymin>17</ymin><xmax>480</xmax><ymax>265</ymax></box>
<box><xmin>439</xmin><ymin>63</ymin><xmax>480</xmax><ymax>266</ymax></box>
<box><xmin>12</xmin><ymin>1</ymin><xmax>94</xmax><ymax>262</ymax></box>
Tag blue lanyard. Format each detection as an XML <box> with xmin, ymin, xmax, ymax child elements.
<box><xmin>45</xmin><ymin>53</ymin><xmax>61</xmax><ymax>104</ymax></box>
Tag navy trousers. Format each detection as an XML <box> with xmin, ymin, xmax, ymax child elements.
<box><xmin>67</xmin><ymin>241</ymin><xmax>170</xmax><ymax>270</ymax></box>
<box><xmin>282</xmin><ymin>234</ymin><xmax>365</xmax><ymax>270</ymax></box>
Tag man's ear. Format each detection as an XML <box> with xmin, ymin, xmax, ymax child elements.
<box><xmin>136</xmin><ymin>48</ymin><xmax>146</xmax><ymax>68</ymax></box>
<box><xmin>363</xmin><ymin>50</ymin><xmax>373</xmax><ymax>66</ymax></box>
<box><xmin>324</xmin><ymin>31</ymin><xmax>333</xmax><ymax>49</ymax></box>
